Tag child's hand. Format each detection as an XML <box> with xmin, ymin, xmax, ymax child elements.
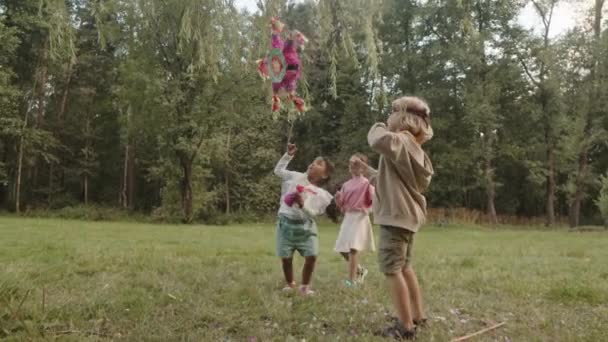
<box><xmin>352</xmin><ymin>156</ymin><xmax>368</xmax><ymax>170</ymax></box>
<box><xmin>293</xmin><ymin>192</ymin><xmax>304</xmax><ymax>207</ymax></box>
<box><xmin>334</xmin><ymin>191</ymin><xmax>343</xmax><ymax>208</ymax></box>
<box><xmin>287</xmin><ymin>143</ymin><xmax>297</xmax><ymax>156</ymax></box>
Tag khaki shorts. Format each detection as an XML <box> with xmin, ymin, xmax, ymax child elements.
<box><xmin>378</xmin><ymin>225</ymin><xmax>415</xmax><ymax>274</ymax></box>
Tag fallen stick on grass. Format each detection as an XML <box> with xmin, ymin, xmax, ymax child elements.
<box><xmin>450</xmin><ymin>322</ymin><xmax>506</xmax><ymax>342</ymax></box>
<box><xmin>54</xmin><ymin>330</ymin><xmax>110</xmax><ymax>338</ymax></box>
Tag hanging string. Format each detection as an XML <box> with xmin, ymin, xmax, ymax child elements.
<box><xmin>286</xmin><ymin>118</ymin><xmax>295</xmax><ymax>144</ymax></box>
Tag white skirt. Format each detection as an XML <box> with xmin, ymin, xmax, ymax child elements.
<box><xmin>334</xmin><ymin>211</ymin><xmax>375</xmax><ymax>253</ymax></box>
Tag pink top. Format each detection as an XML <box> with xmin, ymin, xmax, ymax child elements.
<box><xmin>336</xmin><ymin>176</ymin><xmax>374</xmax><ymax>213</ymax></box>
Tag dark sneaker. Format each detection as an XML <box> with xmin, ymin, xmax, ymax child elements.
<box><xmin>374</xmin><ymin>322</ymin><xmax>416</xmax><ymax>340</ymax></box>
<box><xmin>413</xmin><ymin>318</ymin><xmax>428</xmax><ymax>328</ymax></box>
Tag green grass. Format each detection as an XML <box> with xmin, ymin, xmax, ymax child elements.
<box><xmin>1</xmin><ymin>218</ymin><xmax>607</xmax><ymax>341</ymax></box>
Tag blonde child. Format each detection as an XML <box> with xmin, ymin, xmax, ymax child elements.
<box><xmin>334</xmin><ymin>153</ymin><xmax>376</xmax><ymax>286</ymax></box>
<box><xmin>274</xmin><ymin>143</ymin><xmax>335</xmax><ymax>296</ymax></box>
<box><xmin>368</xmin><ymin>96</ymin><xmax>434</xmax><ymax>339</ymax></box>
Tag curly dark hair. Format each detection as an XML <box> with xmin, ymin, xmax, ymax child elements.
<box><xmin>325</xmin><ymin>198</ymin><xmax>341</xmax><ymax>223</ymax></box>
<box><xmin>318</xmin><ymin>156</ymin><xmax>335</xmax><ymax>186</ymax></box>
<box><xmin>316</xmin><ymin>156</ymin><xmax>340</xmax><ymax>223</ymax></box>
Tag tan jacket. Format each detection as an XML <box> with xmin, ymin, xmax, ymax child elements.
<box><xmin>367</xmin><ymin>123</ymin><xmax>434</xmax><ymax>232</ymax></box>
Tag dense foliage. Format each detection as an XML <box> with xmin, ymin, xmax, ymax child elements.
<box><xmin>1</xmin><ymin>0</ymin><xmax>606</xmax><ymax>225</ymax></box>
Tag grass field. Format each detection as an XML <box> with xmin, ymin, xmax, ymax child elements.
<box><xmin>1</xmin><ymin>217</ymin><xmax>607</xmax><ymax>341</ymax></box>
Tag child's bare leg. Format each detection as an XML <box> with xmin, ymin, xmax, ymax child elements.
<box><xmin>281</xmin><ymin>257</ymin><xmax>295</xmax><ymax>286</ymax></box>
<box><xmin>386</xmin><ymin>272</ymin><xmax>415</xmax><ymax>330</ymax></box>
<box><xmin>349</xmin><ymin>249</ymin><xmax>358</xmax><ymax>281</ymax></box>
<box><xmin>301</xmin><ymin>256</ymin><xmax>317</xmax><ymax>285</ymax></box>
<box><xmin>403</xmin><ymin>266</ymin><xmax>426</xmax><ymax>322</ymax></box>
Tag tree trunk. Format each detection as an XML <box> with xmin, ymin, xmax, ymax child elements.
<box><xmin>35</xmin><ymin>52</ymin><xmax>48</xmax><ymax>128</ymax></box>
<box><xmin>84</xmin><ymin>174</ymin><xmax>88</xmax><ymax>205</ymax></box>
<box><xmin>15</xmin><ymin>133</ymin><xmax>25</xmax><ymax>214</ymax></box>
<box><xmin>486</xmin><ymin>190</ymin><xmax>497</xmax><ymax>224</ymax></box>
<box><xmin>58</xmin><ymin>60</ymin><xmax>74</xmax><ymax>122</ymax></box>
<box><xmin>569</xmin><ymin>0</ymin><xmax>604</xmax><ymax>228</ymax></box>
<box><xmin>545</xmin><ymin>143</ymin><xmax>556</xmax><ymax>226</ymax></box>
<box><xmin>83</xmin><ymin>116</ymin><xmax>92</xmax><ymax>206</ymax></box>
<box><xmin>180</xmin><ymin>156</ymin><xmax>194</xmax><ymax>223</ymax></box>
<box><xmin>48</xmin><ymin>163</ymin><xmax>54</xmax><ymax>205</ymax></box>
<box><xmin>15</xmin><ymin>79</ymin><xmax>32</xmax><ymax>213</ymax></box>
<box><xmin>0</xmin><ymin>145</ymin><xmax>9</xmax><ymax>207</ymax></box>
<box><xmin>128</xmin><ymin>151</ymin><xmax>135</xmax><ymax>209</ymax></box>
<box><xmin>532</xmin><ymin>1</ymin><xmax>557</xmax><ymax>227</ymax></box>
<box><xmin>569</xmin><ymin>150</ymin><xmax>588</xmax><ymax>227</ymax></box>
<box><xmin>480</xmin><ymin>128</ymin><xmax>498</xmax><ymax>224</ymax></box>
<box><xmin>539</xmin><ymin>82</ymin><xmax>556</xmax><ymax>226</ymax></box>
<box><xmin>173</xmin><ymin>76</ymin><xmax>199</xmax><ymax>223</ymax></box>
<box><xmin>225</xmin><ymin>128</ymin><xmax>231</xmax><ymax>215</ymax></box>
<box><xmin>51</xmin><ymin>59</ymin><xmax>75</xmax><ymax>196</ymax></box>
<box><xmin>32</xmin><ymin>43</ymin><xmax>49</xmax><ymax>191</ymax></box>
<box><xmin>484</xmin><ymin>155</ymin><xmax>498</xmax><ymax>224</ymax></box>
<box><xmin>593</xmin><ymin>0</ymin><xmax>605</xmax><ymax>43</ymax></box>
<box><xmin>121</xmin><ymin>144</ymin><xmax>129</xmax><ymax>209</ymax></box>
<box><xmin>225</xmin><ymin>173</ymin><xmax>230</xmax><ymax>215</ymax></box>
<box><xmin>476</xmin><ymin>13</ymin><xmax>497</xmax><ymax>225</ymax></box>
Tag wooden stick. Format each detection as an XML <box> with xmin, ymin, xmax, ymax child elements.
<box><xmin>54</xmin><ymin>329</ymin><xmax>110</xmax><ymax>337</ymax></box>
<box><xmin>450</xmin><ymin>322</ymin><xmax>506</xmax><ymax>342</ymax></box>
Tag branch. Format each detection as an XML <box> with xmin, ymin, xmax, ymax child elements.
<box><xmin>53</xmin><ymin>330</ymin><xmax>111</xmax><ymax>338</ymax></box>
<box><xmin>541</xmin><ymin>0</ymin><xmax>556</xmax><ymax>45</ymax></box>
<box><xmin>517</xmin><ymin>53</ymin><xmax>540</xmax><ymax>87</ymax></box>
<box><xmin>451</xmin><ymin>322</ymin><xmax>506</xmax><ymax>342</ymax></box>
<box><xmin>530</xmin><ymin>0</ymin><xmax>548</xmax><ymax>29</ymax></box>
<box><xmin>425</xmin><ymin>18</ymin><xmax>449</xmax><ymax>45</ymax></box>
<box><xmin>547</xmin><ymin>0</ymin><xmax>556</xmax><ymax>31</ymax></box>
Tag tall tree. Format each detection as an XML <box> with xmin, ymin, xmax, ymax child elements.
<box><xmin>567</xmin><ymin>0</ymin><xmax>606</xmax><ymax>227</ymax></box>
<box><xmin>516</xmin><ymin>0</ymin><xmax>563</xmax><ymax>226</ymax></box>
<box><xmin>459</xmin><ymin>0</ymin><xmax>522</xmax><ymax>223</ymax></box>
<box><xmin>116</xmin><ymin>0</ymin><xmax>243</xmax><ymax>222</ymax></box>
<box><xmin>2</xmin><ymin>0</ymin><xmax>74</xmax><ymax>212</ymax></box>
<box><xmin>0</xmin><ymin>17</ymin><xmax>21</xmax><ymax>207</ymax></box>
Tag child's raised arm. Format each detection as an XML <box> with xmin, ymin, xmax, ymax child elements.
<box><xmin>274</xmin><ymin>143</ymin><xmax>300</xmax><ymax>180</ymax></box>
<box><xmin>352</xmin><ymin>156</ymin><xmax>378</xmax><ymax>180</ymax></box>
<box><xmin>367</xmin><ymin>123</ymin><xmax>409</xmax><ymax>161</ymax></box>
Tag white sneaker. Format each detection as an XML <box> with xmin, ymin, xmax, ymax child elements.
<box><xmin>282</xmin><ymin>282</ymin><xmax>296</xmax><ymax>292</ymax></box>
<box><xmin>299</xmin><ymin>285</ymin><xmax>315</xmax><ymax>296</ymax></box>
<box><xmin>356</xmin><ymin>267</ymin><xmax>369</xmax><ymax>284</ymax></box>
